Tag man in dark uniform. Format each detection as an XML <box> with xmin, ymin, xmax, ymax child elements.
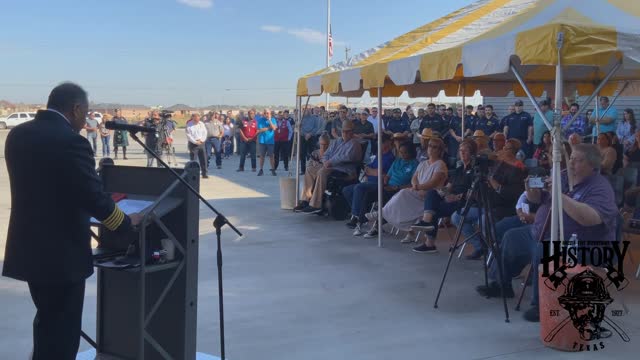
<box><xmin>3</xmin><ymin>83</ymin><xmax>143</xmax><ymax>359</ymax></box>
<box><xmin>473</xmin><ymin>104</ymin><xmax>500</xmax><ymax>139</ymax></box>
<box><xmin>419</xmin><ymin>103</ymin><xmax>449</xmax><ymax>136</ymax></box>
<box><xmin>464</xmin><ymin>105</ymin><xmax>478</xmax><ymax>137</ymax></box>
<box><xmin>504</xmin><ymin>99</ymin><xmax>534</xmax><ymax>156</ymax></box>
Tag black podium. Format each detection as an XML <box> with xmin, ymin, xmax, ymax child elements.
<box><xmin>84</xmin><ymin>162</ymin><xmax>201</xmax><ymax>359</ymax></box>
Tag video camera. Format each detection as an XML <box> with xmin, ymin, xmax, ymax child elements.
<box><xmin>471</xmin><ymin>153</ymin><xmax>495</xmax><ymax>176</ymax></box>
<box><xmin>159</xmin><ymin>110</ymin><xmax>174</xmax><ymax>120</ymax></box>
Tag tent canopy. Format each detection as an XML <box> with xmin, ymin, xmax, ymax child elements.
<box><xmin>297</xmin><ymin>0</ymin><xmax>640</xmax><ymax>98</ymax></box>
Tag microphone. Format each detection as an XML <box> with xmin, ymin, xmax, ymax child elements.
<box><xmin>105</xmin><ymin>121</ymin><xmax>156</xmax><ymax>133</ymax></box>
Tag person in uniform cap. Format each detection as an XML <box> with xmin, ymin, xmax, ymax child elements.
<box><xmin>3</xmin><ymin>82</ymin><xmax>143</xmax><ymax>359</ymax></box>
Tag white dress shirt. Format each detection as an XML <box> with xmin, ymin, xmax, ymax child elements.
<box><xmin>186</xmin><ymin>121</ymin><xmax>208</xmax><ymax>144</ymax></box>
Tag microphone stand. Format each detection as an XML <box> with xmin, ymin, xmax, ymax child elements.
<box><xmin>129</xmin><ymin>131</ymin><xmax>240</xmax><ymax>360</ymax></box>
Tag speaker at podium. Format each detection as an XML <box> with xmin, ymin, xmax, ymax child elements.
<box><xmin>79</xmin><ymin>161</ymin><xmax>214</xmax><ymax>360</ymax></box>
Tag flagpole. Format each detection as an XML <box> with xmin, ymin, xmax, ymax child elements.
<box><xmin>326</xmin><ymin>0</ymin><xmax>331</xmax><ymax>110</ymax></box>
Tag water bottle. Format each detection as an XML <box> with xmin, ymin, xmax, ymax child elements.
<box><xmin>566</xmin><ymin>233</ymin><xmax>578</xmax><ymax>266</ymax></box>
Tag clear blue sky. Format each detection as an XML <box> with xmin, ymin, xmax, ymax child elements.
<box><xmin>1</xmin><ymin>0</ymin><xmax>472</xmax><ymax>107</ymax></box>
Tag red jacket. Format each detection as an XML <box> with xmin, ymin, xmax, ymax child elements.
<box><xmin>240</xmin><ymin>119</ymin><xmax>257</xmax><ymax>141</ymax></box>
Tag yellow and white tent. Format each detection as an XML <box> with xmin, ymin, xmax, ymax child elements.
<box><xmin>297</xmin><ymin>0</ymin><xmax>640</xmax><ymax>98</ymax></box>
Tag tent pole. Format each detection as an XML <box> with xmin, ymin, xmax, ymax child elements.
<box><xmin>295</xmin><ymin>96</ymin><xmax>302</xmax><ymax>205</ymax></box>
<box><xmin>377</xmin><ymin>88</ymin><xmax>383</xmax><ymax>248</ymax></box>
<box><xmin>461</xmin><ymin>82</ymin><xmax>466</xmax><ymax>136</ymax></box>
<box><xmin>551</xmin><ymin>32</ymin><xmax>565</xmax><ymax>248</ymax></box>
<box><xmin>561</xmin><ymin>61</ymin><xmax>622</xmax><ymax>132</ymax></box>
<box><xmin>510</xmin><ymin>64</ymin><xmax>553</xmax><ymax>131</ymax></box>
<box><xmin>594</xmin><ymin>94</ymin><xmax>600</xmax><ymax>143</ymax></box>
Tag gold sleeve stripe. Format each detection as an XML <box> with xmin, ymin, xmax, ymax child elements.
<box><xmin>103</xmin><ymin>206</ymin><xmax>125</xmax><ymax>231</ymax></box>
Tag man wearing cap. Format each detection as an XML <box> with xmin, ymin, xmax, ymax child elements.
<box><xmin>504</xmin><ymin>100</ymin><xmax>534</xmax><ymax>154</ymax></box>
<box><xmin>354</xmin><ymin>110</ymin><xmax>375</xmax><ymax>153</ymax></box>
<box><xmin>332</xmin><ymin>105</ymin><xmax>349</xmax><ymax>139</ymax></box>
<box><xmin>533</xmin><ymin>99</ymin><xmax>554</xmax><ymax>146</ymax></box>
<box><xmin>473</xmin><ymin>105</ymin><xmax>500</xmax><ymax>139</ymax></box>
<box><xmin>419</xmin><ymin>103</ymin><xmax>449</xmax><ymax>139</ymax></box>
<box><xmin>299</xmin><ymin>120</ymin><xmax>363</xmax><ymax>214</ymax></box>
<box><xmin>384</xmin><ymin>108</ymin><xmax>411</xmax><ymax>139</ymax></box>
<box><xmin>589</xmin><ymin>96</ymin><xmax>618</xmax><ymax>138</ymax></box>
<box><xmin>343</xmin><ymin>133</ymin><xmax>395</xmax><ymax>233</ymax></box>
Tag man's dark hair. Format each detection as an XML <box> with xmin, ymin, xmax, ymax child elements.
<box><xmin>466</xmin><ymin>105</ymin><xmax>474</xmax><ymax>110</ymax></box>
<box><xmin>570</xmin><ymin>103</ymin><xmax>579</xmax><ymax>109</ymax></box>
<box><xmin>47</xmin><ymin>82</ymin><xmax>88</xmax><ymax>113</ymax></box>
<box><xmin>484</xmin><ymin>105</ymin><xmax>493</xmax><ymax>110</ymax></box>
<box><xmin>427</xmin><ymin>103</ymin><xmax>436</xmax><ymax>108</ymax></box>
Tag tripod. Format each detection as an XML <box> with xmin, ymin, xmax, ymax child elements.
<box><xmin>129</xmin><ymin>131</ymin><xmax>241</xmax><ymax>360</ymax></box>
<box><xmin>433</xmin><ymin>168</ymin><xmax>511</xmax><ymax>322</ymax></box>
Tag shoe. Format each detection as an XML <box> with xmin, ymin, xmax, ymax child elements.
<box><xmin>123</xmin><ymin>156</ymin><xmax>128</xmax><ymax>160</ymax></box>
<box><xmin>217</xmin><ymin>166</ymin><xmax>222</xmax><ymax>169</ymax></box>
<box><xmin>202</xmin><ymin>174</ymin><xmax>209</xmax><ymax>179</ymax></box>
<box><xmin>363</xmin><ymin>227</ymin><xmax>379</xmax><ymax>238</ymax></box>
<box><xmin>410</xmin><ymin>221</ymin><xmax>435</xmax><ymax>232</ymax></box>
<box><xmin>365</xmin><ymin>211</ymin><xmax>379</xmax><ymax>221</ymax></box>
<box><xmin>293</xmin><ymin>201</ymin><xmax>309</xmax><ymax>212</ymax></box>
<box><xmin>284</xmin><ymin>167</ymin><xmax>289</xmax><ymax>171</ymax></box>
<box><xmin>302</xmin><ymin>206</ymin><xmax>323</xmax><ymax>214</ymax></box>
<box><xmin>476</xmin><ymin>282</ymin><xmax>514</xmax><ymax>298</ymax></box>
<box><xmin>236</xmin><ymin>168</ymin><xmax>244</xmax><ymax>172</ymax></box>
<box><xmin>523</xmin><ymin>306</ymin><xmax>540</xmax><ymax>322</ymax></box>
<box><xmin>271</xmin><ymin>169</ymin><xmax>277</xmax><ymax>176</ymax></box>
<box><xmin>353</xmin><ymin>224</ymin><xmax>365</xmax><ymax>236</ymax></box>
<box><xmin>465</xmin><ymin>249</ymin><xmax>484</xmax><ymax>260</ymax></box>
<box><xmin>345</xmin><ymin>216</ymin><xmax>358</xmax><ymax>229</ymax></box>
<box><xmin>400</xmin><ymin>233</ymin><xmax>416</xmax><ymax>243</ymax></box>
<box><xmin>412</xmin><ymin>244</ymin><xmax>438</xmax><ymax>253</ymax></box>
<box><xmin>257</xmin><ymin>169</ymin><xmax>264</xmax><ymax>176</ymax></box>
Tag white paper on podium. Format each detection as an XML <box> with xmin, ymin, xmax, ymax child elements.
<box><xmin>90</xmin><ymin>199</ymin><xmax>154</xmax><ymax>224</ymax></box>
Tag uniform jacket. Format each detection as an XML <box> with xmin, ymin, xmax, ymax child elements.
<box><xmin>3</xmin><ymin>110</ymin><xmax>130</xmax><ymax>283</ymax></box>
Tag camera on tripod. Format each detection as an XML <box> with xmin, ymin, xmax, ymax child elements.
<box><xmin>471</xmin><ymin>153</ymin><xmax>496</xmax><ymax>177</ymax></box>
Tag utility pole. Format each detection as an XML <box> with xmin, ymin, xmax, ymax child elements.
<box><xmin>345</xmin><ymin>46</ymin><xmax>351</xmax><ymax>62</ymax></box>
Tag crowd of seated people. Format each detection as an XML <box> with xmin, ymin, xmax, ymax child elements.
<box><xmin>292</xmin><ymin>100</ymin><xmax>637</xmax><ymax>323</ymax></box>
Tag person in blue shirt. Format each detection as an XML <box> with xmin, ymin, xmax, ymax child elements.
<box><xmin>256</xmin><ymin>109</ymin><xmax>277</xmax><ymax>176</ymax></box>
<box><xmin>344</xmin><ymin>133</ymin><xmax>396</xmax><ymax>234</ymax></box>
<box><xmin>384</xmin><ymin>108</ymin><xmax>411</xmax><ymax>139</ymax></box>
<box><xmin>533</xmin><ymin>99</ymin><xmax>554</xmax><ymax>145</ymax></box>
<box><xmin>589</xmin><ymin>96</ymin><xmax>619</xmax><ymax>138</ymax></box>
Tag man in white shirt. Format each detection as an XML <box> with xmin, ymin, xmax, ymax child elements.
<box><xmin>186</xmin><ymin>113</ymin><xmax>209</xmax><ymax>178</ymax></box>
<box><xmin>367</xmin><ymin>107</ymin><xmax>384</xmax><ymax>155</ymax></box>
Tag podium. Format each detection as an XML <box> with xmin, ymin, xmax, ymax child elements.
<box><xmin>83</xmin><ymin>162</ymin><xmax>202</xmax><ymax>360</ymax></box>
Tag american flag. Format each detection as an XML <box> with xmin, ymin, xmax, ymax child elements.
<box><xmin>328</xmin><ymin>25</ymin><xmax>333</xmax><ymax>59</ymax></box>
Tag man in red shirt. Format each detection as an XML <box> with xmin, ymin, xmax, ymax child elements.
<box><xmin>237</xmin><ymin>109</ymin><xmax>258</xmax><ymax>172</ymax></box>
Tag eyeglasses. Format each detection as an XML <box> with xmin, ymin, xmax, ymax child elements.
<box><xmin>428</xmin><ymin>144</ymin><xmax>440</xmax><ymax>149</ymax></box>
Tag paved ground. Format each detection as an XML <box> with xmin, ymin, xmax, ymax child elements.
<box><xmin>0</xmin><ymin>128</ymin><xmax>639</xmax><ymax>359</ymax></box>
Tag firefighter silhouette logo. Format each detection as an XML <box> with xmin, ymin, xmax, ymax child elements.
<box><xmin>544</xmin><ymin>269</ymin><xmax>630</xmax><ymax>343</ymax></box>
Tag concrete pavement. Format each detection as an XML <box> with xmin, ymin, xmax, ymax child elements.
<box><xmin>0</xmin><ymin>129</ymin><xmax>639</xmax><ymax>359</ymax></box>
